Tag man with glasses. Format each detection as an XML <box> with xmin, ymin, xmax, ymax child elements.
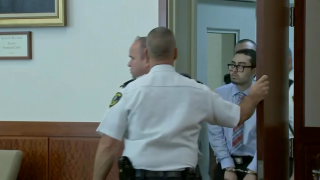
<box><xmin>208</xmin><ymin>49</ymin><xmax>258</xmax><ymax>180</ymax></box>
<box><xmin>223</xmin><ymin>39</ymin><xmax>257</xmax><ymax>85</ymax></box>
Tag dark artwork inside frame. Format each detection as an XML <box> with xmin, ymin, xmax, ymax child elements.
<box><xmin>0</xmin><ymin>0</ymin><xmax>55</xmax><ymax>14</ymax></box>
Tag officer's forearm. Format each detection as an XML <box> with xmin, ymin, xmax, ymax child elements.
<box><xmin>93</xmin><ymin>138</ymin><xmax>120</xmax><ymax>180</ymax></box>
<box><xmin>238</xmin><ymin>95</ymin><xmax>259</xmax><ymax>125</ymax></box>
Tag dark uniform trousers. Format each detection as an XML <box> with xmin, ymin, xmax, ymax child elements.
<box><xmin>213</xmin><ymin>156</ymin><xmax>253</xmax><ymax>180</ymax></box>
<box><xmin>133</xmin><ymin>169</ymin><xmax>202</xmax><ymax>180</ymax></box>
<box><xmin>289</xmin><ymin>157</ymin><xmax>294</xmax><ymax>177</ymax></box>
<box><xmin>135</xmin><ymin>177</ymin><xmax>186</xmax><ymax>180</ymax></box>
<box><xmin>289</xmin><ymin>138</ymin><xmax>294</xmax><ymax>177</ymax></box>
<box><xmin>133</xmin><ymin>171</ymin><xmax>201</xmax><ymax>180</ymax></box>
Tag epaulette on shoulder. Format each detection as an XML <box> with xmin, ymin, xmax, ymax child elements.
<box><xmin>120</xmin><ymin>79</ymin><xmax>135</xmax><ymax>88</ymax></box>
<box><xmin>180</xmin><ymin>73</ymin><xmax>203</xmax><ymax>84</ymax></box>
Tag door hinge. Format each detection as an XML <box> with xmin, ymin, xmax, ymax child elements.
<box><xmin>258</xmin><ymin>160</ymin><xmax>264</xmax><ymax>180</ymax></box>
<box><xmin>289</xmin><ymin>7</ymin><xmax>295</xmax><ymax>27</ymax></box>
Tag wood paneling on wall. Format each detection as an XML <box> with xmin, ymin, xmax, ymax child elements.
<box><xmin>0</xmin><ymin>121</ymin><xmax>121</xmax><ymax>180</ymax></box>
<box><xmin>0</xmin><ymin>137</ymin><xmax>48</xmax><ymax>179</ymax></box>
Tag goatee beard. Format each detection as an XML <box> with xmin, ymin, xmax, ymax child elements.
<box><xmin>231</xmin><ymin>80</ymin><xmax>243</xmax><ymax>85</ymax></box>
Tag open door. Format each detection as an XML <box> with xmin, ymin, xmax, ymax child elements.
<box><xmin>161</xmin><ymin>0</ymin><xmax>320</xmax><ymax>179</ymax></box>
<box><xmin>257</xmin><ymin>0</ymin><xmax>320</xmax><ymax>179</ymax></box>
<box><xmin>256</xmin><ymin>0</ymin><xmax>290</xmax><ymax>179</ymax></box>
<box><xmin>294</xmin><ymin>0</ymin><xmax>320</xmax><ymax>179</ymax></box>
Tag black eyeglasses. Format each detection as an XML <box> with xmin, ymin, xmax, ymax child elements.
<box><xmin>227</xmin><ymin>64</ymin><xmax>255</xmax><ymax>72</ymax></box>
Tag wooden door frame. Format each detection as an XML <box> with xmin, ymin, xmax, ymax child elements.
<box><xmin>294</xmin><ymin>0</ymin><xmax>320</xmax><ymax>179</ymax></box>
<box><xmin>158</xmin><ymin>0</ymin><xmax>167</xmax><ymax>27</ymax></box>
<box><xmin>158</xmin><ymin>0</ymin><xmax>197</xmax><ymax>78</ymax></box>
<box><xmin>160</xmin><ymin>0</ymin><xmax>319</xmax><ymax>179</ymax></box>
<box><xmin>256</xmin><ymin>0</ymin><xmax>290</xmax><ymax>179</ymax></box>
<box><xmin>293</xmin><ymin>0</ymin><xmax>306</xmax><ymax>179</ymax></box>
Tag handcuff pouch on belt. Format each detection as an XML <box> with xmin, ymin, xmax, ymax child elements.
<box><xmin>183</xmin><ymin>166</ymin><xmax>202</xmax><ymax>180</ymax></box>
<box><xmin>289</xmin><ymin>138</ymin><xmax>294</xmax><ymax>158</ymax></box>
<box><xmin>289</xmin><ymin>123</ymin><xmax>294</xmax><ymax>158</ymax></box>
<box><xmin>118</xmin><ymin>156</ymin><xmax>135</xmax><ymax>180</ymax></box>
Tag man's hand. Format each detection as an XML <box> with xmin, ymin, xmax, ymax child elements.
<box><xmin>243</xmin><ymin>174</ymin><xmax>257</xmax><ymax>180</ymax></box>
<box><xmin>224</xmin><ymin>171</ymin><xmax>238</xmax><ymax>180</ymax></box>
<box><xmin>237</xmin><ymin>75</ymin><xmax>269</xmax><ymax>125</ymax></box>
<box><xmin>248</xmin><ymin>75</ymin><xmax>269</xmax><ymax>103</ymax></box>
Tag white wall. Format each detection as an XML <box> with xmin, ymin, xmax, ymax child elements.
<box><xmin>0</xmin><ymin>0</ymin><xmax>158</xmax><ymax>122</ymax></box>
<box><xmin>206</xmin><ymin>33</ymin><xmax>223</xmax><ymax>89</ymax></box>
<box><xmin>206</xmin><ymin>33</ymin><xmax>235</xmax><ymax>89</ymax></box>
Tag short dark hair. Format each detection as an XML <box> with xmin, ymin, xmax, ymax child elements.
<box><xmin>235</xmin><ymin>49</ymin><xmax>256</xmax><ymax>67</ymax></box>
<box><xmin>224</xmin><ymin>74</ymin><xmax>231</xmax><ymax>84</ymax></box>
<box><xmin>135</xmin><ymin>36</ymin><xmax>147</xmax><ymax>59</ymax></box>
<box><xmin>237</xmin><ymin>39</ymin><xmax>257</xmax><ymax>46</ymax></box>
<box><xmin>146</xmin><ymin>27</ymin><xmax>176</xmax><ymax>60</ymax></box>
<box><xmin>288</xmin><ymin>47</ymin><xmax>292</xmax><ymax>58</ymax></box>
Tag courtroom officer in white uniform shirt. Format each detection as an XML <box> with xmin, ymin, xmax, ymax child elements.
<box><xmin>288</xmin><ymin>47</ymin><xmax>294</xmax><ymax>179</ymax></box>
<box><xmin>93</xmin><ymin>27</ymin><xmax>270</xmax><ymax>180</ymax></box>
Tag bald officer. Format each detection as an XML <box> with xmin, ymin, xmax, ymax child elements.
<box><xmin>93</xmin><ymin>27</ymin><xmax>269</xmax><ymax>180</ymax></box>
<box><xmin>128</xmin><ymin>36</ymin><xmax>150</xmax><ymax>79</ymax></box>
<box><xmin>116</xmin><ymin>36</ymin><xmax>150</xmax><ymax>92</ymax></box>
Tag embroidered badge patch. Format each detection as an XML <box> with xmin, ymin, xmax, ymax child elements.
<box><xmin>109</xmin><ymin>92</ymin><xmax>122</xmax><ymax>107</ymax></box>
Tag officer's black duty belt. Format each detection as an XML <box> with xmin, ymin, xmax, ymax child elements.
<box><xmin>135</xmin><ymin>170</ymin><xmax>183</xmax><ymax>178</ymax></box>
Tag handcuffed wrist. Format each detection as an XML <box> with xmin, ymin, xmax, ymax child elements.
<box><xmin>224</xmin><ymin>167</ymin><xmax>257</xmax><ymax>175</ymax></box>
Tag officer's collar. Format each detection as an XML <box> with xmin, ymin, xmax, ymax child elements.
<box><xmin>135</xmin><ymin>74</ymin><xmax>146</xmax><ymax>79</ymax></box>
<box><xmin>150</xmin><ymin>64</ymin><xmax>175</xmax><ymax>73</ymax></box>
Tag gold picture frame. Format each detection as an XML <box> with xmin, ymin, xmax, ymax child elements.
<box><xmin>0</xmin><ymin>0</ymin><xmax>66</xmax><ymax>27</ymax></box>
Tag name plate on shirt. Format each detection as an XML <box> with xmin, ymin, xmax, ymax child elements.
<box><xmin>0</xmin><ymin>32</ymin><xmax>32</xmax><ymax>60</ymax></box>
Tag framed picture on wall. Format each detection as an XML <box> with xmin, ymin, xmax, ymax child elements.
<box><xmin>0</xmin><ymin>0</ymin><xmax>66</xmax><ymax>27</ymax></box>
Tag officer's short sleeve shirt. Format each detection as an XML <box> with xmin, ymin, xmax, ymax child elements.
<box><xmin>96</xmin><ymin>64</ymin><xmax>240</xmax><ymax>171</ymax></box>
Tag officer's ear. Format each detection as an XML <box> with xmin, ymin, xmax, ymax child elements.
<box><xmin>173</xmin><ymin>48</ymin><xmax>178</xmax><ymax>60</ymax></box>
<box><xmin>145</xmin><ymin>48</ymin><xmax>150</xmax><ymax>62</ymax></box>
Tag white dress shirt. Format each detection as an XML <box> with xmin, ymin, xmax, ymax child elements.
<box><xmin>97</xmin><ymin>64</ymin><xmax>241</xmax><ymax>171</ymax></box>
<box><xmin>289</xmin><ymin>69</ymin><xmax>294</xmax><ymax>81</ymax></box>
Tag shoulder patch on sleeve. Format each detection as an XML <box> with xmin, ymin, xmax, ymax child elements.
<box><xmin>292</xmin><ymin>95</ymin><xmax>294</xmax><ymax>102</ymax></box>
<box><xmin>120</xmin><ymin>79</ymin><xmax>135</xmax><ymax>88</ymax></box>
<box><xmin>109</xmin><ymin>92</ymin><xmax>122</xmax><ymax>108</ymax></box>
